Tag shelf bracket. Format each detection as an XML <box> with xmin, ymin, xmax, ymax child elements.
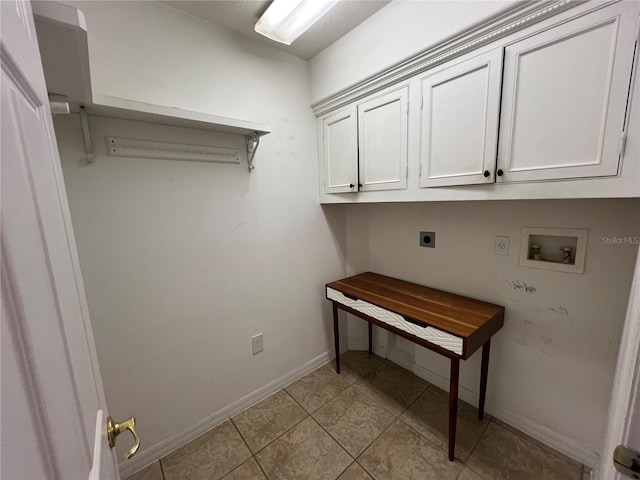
<box><xmin>79</xmin><ymin>107</ymin><xmax>94</xmax><ymax>164</ymax></box>
<box><xmin>246</xmin><ymin>132</ymin><xmax>260</xmax><ymax>171</ymax></box>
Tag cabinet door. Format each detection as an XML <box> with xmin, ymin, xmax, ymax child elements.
<box><xmin>419</xmin><ymin>49</ymin><xmax>503</xmax><ymax>187</ymax></box>
<box><xmin>358</xmin><ymin>87</ymin><xmax>408</xmax><ymax>191</ymax></box>
<box><xmin>497</xmin><ymin>2</ymin><xmax>637</xmax><ymax>183</ymax></box>
<box><xmin>321</xmin><ymin>106</ymin><xmax>358</xmax><ymax>193</ymax></box>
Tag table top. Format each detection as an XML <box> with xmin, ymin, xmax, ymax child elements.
<box><xmin>326</xmin><ymin>272</ymin><xmax>504</xmax><ymax>356</ymax></box>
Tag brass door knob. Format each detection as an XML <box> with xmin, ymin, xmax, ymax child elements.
<box><xmin>614</xmin><ymin>444</ymin><xmax>640</xmax><ymax>478</ymax></box>
<box><xmin>107</xmin><ymin>416</ymin><xmax>140</xmax><ymax>460</ymax></box>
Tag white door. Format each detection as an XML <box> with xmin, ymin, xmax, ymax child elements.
<box><xmin>321</xmin><ymin>105</ymin><xmax>358</xmax><ymax>194</ymax></box>
<box><xmin>358</xmin><ymin>86</ymin><xmax>408</xmax><ymax>192</ymax></box>
<box><xmin>497</xmin><ymin>2</ymin><xmax>638</xmax><ymax>183</ymax></box>
<box><xmin>599</xmin><ymin>244</ymin><xmax>640</xmax><ymax>480</ymax></box>
<box><xmin>419</xmin><ymin>49</ymin><xmax>503</xmax><ymax>187</ymax></box>
<box><xmin>1</xmin><ymin>1</ymin><xmax>121</xmax><ymax>478</ymax></box>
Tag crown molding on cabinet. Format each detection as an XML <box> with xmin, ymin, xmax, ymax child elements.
<box><xmin>312</xmin><ymin>0</ymin><xmax>615</xmax><ymax>117</ymax></box>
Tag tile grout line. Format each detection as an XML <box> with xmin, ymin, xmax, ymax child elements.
<box><xmin>307</xmin><ymin>356</ymin><xmax>392</xmax><ymax>479</ymax></box>
<box><xmin>400</xmin><ymin>383</ymin><xmax>492</xmax><ymax>463</ymax></box>
<box><xmin>320</xmin><ymin>364</ymin><xmax>357</xmax><ymax>405</ymax></box>
<box><xmin>354</xmin><ymin>459</ymin><xmax>373</xmax><ymax>480</ymax></box>
<box><xmin>318</xmin><ymin>361</ymin><xmax>464</xmax><ymax>477</ymax></box>
<box><xmin>253</xmin><ymin>454</ymin><xmax>270</xmax><ymax>480</ymax></box>
<box><xmin>223</xmin><ymin>420</ymin><xmax>256</xmax><ymax>479</ymax></box>
<box><xmin>189</xmin><ymin>405</ymin><xmax>307</xmax><ymax>480</ymax></box>
<box><xmin>468</xmin><ymin>419</ymin><xmax>586</xmax><ymax>480</ymax></box>
<box><xmin>307</xmin><ymin>414</ymin><xmax>355</xmax><ymax>480</ymax></box>
<box><xmin>287</xmin><ymin>364</ymin><xmax>352</xmax><ymax>415</ymax></box>
<box><xmin>462</xmin><ymin>417</ymin><xmax>494</xmax><ymax>480</ymax></box>
<box><xmin>491</xmin><ymin>419</ymin><xmax>585</xmax><ymax>471</ymax></box>
<box><xmin>229</xmin><ymin>417</ymin><xmax>254</xmax><ymax>458</ymax></box>
<box><xmin>462</xmin><ymin>410</ymin><xmax>492</xmax><ymax>461</ymax></box>
<box><xmin>309</xmin><ymin>388</ymin><xmax>365</xmax><ymax>462</ymax></box>
<box><xmin>354</xmin><ymin>360</ymin><xmax>497</xmax><ymax>471</ymax></box>
<box><xmin>158</xmin><ymin>458</ymin><xmax>166</xmax><ymax>480</ymax></box>
<box><xmin>280</xmin><ymin>386</ymin><xmax>313</xmax><ymax>418</ymax></box>
<box><xmin>353</xmin><ymin>416</ymin><xmax>401</xmax><ymax>479</ymax></box>
<box><xmin>350</xmin><ymin>369</ymin><xmax>429</xmax><ymax>422</ymax></box>
<box><xmin>234</xmin><ymin>391</ymin><xmax>309</xmax><ymax>457</ymax></box>
<box><xmin>252</xmin><ymin>411</ymin><xmax>309</xmax><ymax>456</ymax></box>
<box><xmin>339</xmin><ymin>361</ymin><xmax>443</xmax><ymax>465</ymax></box>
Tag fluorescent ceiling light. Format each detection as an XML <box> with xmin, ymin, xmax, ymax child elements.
<box><xmin>255</xmin><ymin>0</ymin><xmax>338</xmax><ymax>45</ymax></box>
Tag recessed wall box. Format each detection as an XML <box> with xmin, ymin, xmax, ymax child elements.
<box><xmin>519</xmin><ymin>227</ymin><xmax>588</xmax><ymax>274</ymax></box>
<box><xmin>420</xmin><ymin>231</ymin><xmax>436</xmax><ymax>248</ymax></box>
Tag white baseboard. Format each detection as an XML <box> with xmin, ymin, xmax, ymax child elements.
<box><xmin>119</xmin><ymin>350</ymin><xmax>334</xmax><ymax>478</ymax></box>
<box><xmin>412</xmin><ymin>363</ymin><xmax>599</xmax><ymax>469</ymax></box>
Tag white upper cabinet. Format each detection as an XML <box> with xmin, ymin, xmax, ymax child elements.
<box><xmin>321</xmin><ymin>105</ymin><xmax>358</xmax><ymax>193</ymax></box>
<box><xmin>319</xmin><ymin>86</ymin><xmax>409</xmax><ymax>194</ymax></box>
<box><xmin>497</xmin><ymin>2</ymin><xmax>638</xmax><ymax>183</ymax></box>
<box><xmin>419</xmin><ymin>49</ymin><xmax>503</xmax><ymax>187</ymax></box>
<box><xmin>314</xmin><ymin>1</ymin><xmax>640</xmax><ymax>203</ymax></box>
<box><xmin>358</xmin><ymin>87</ymin><xmax>409</xmax><ymax>191</ymax></box>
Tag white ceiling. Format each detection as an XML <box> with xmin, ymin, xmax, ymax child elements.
<box><xmin>163</xmin><ymin>1</ymin><xmax>390</xmax><ymax>60</ymax></box>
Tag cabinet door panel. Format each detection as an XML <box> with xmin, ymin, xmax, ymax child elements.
<box><xmin>322</xmin><ymin>106</ymin><xmax>357</xmax><ymax>193</ymax></box>
<box><xmin>497</xmin><ymin>3</ymin><xmax>637</xmax><ymax>182</ymax></box>
<box><xmin>420</xmin><ymin>49</ymin><xmax>503</xmax><ymax>187</ymax></box>
<box><xmin>358</xmin><ymin>87</ymin><xmax>408</xmax><ymax>191</ymax></box>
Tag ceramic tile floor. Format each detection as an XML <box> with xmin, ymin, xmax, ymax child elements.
<box><xmin>126</xmin><ymin>351</ymin><xmax>592</xmax><ymax>480</ymax></box>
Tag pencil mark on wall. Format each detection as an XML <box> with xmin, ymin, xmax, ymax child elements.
<box><xmin>515</xmin><ymin>335</ymin><xmax>555</xmax><ymax>356</ymax></box>
<box><xmin>506</xmin><ymin>280</ymin><xmax>537</xmax><ymax>294</ymax></box>
<box><xmin>531</xmin><ymin>306</ymin><xmax>569</xmax><ymax>316</ymax></box>
<box><xmin>539</xmin><ymin>336</ymin><xmax>554</xmax><ymax>356</ymax></box>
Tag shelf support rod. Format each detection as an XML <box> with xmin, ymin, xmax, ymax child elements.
<box><xmin>79</xmin><ymin>107</ymin><xmax>94</xmax><ymax>164</ymax></box>
<box><xmin>246</xmin><ymin>132</ymin><xmax>260</xmax><ymax>171</ymax></box>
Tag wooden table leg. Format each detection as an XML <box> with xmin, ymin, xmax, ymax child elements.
<box><xmin>333</xmin><ymin>303</ymin><xmax>340</xmax><ymax>374</ymax></box>
<box><xmin>449</xmin><ymin>357</ymin><xmax>460</xmax><ymax>461</ymax></box>
<box><xmin>478</xmin><ymin>339</ymin><xmax>491</xmax><ymax>420</ymax></box>
<box><xmin>368</xmin><ymin>322</ymin><xmax>373</xmax><ymax>355</ymax></box>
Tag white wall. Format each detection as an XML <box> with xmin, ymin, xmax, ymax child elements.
<box><xmin>309</xmin><ymin>0</ymin><xmax>514</xmax><ymax>103</ymax></box>
<box><xmin>55</xmin><ymin>0</ymin><xmax>346</xmax><ymax>468</ymax></box>
<box><xmin>344</xmin><ymin>199</ymin><xmax>640</xmax><ymax>463</ymax></box>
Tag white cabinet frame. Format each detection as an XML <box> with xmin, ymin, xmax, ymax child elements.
<box><xmin>497</xmin><ymin>2</ymin><xmax>638</xmax><ymax>183</ymax></box>
<box><xmin>358</xmin><ymin>87</ymin><xmax>409</xmax><ymax>192</ymax></box>
<box><xmin>320</xmin><ymin>105</ymin><xmax>358</xmax><ymax>194</ymax></box>
<box><xmin>419</xmin><ymin>49</ymin><xmax>503</xmax><ymax>187</ymax></box>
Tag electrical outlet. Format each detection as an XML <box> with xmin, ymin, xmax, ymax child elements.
<box><xmin>251</xmin><ymin>333</ymin><xmax>263</xmax><ymax>354</ymax></box>
<box><xmin>495</xmin><ymin>236</ymin><xmax>510</xmax><ymax>256</ymax></box>
<box><xmin>420</xmin><ymin>231</ymin><xmax>436</xmax><ymax>248</ymax></box>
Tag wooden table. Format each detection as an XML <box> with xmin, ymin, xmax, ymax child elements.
<box><xmin>326</xmin><ymin>272</ymin><xmax>504</xmax><ymax>461</ymax></box>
